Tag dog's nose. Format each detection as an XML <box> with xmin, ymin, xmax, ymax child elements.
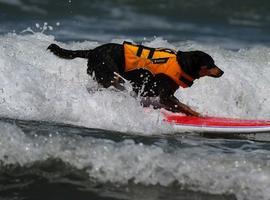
<box><xmin>218</xmin><ymin>70</ymin><xmax>224</xmax><ymax>77</ymax></box>
<box><xmin>210</xmin><ymin>68</ymin><xmax>224</xmax><ymax>78</ymax></box>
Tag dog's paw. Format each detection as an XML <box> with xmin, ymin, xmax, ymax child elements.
<box><xmin>47</xmin><ymin>43</ymin><xmax>60</xmax><ymax>52</ymax></box>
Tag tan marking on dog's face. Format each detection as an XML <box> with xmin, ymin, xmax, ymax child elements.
<box><xmin>199</xmin><ymin>66</ymin><xmax>224</xmax><ymax>78</ymax></box>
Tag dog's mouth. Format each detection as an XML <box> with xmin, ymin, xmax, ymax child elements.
<box><xmin>208</xmin><ymin>66</ymin><xmax>224</xmax><ymax>78</ymax></box>
<box><xmin>199</xmin><ymin>66</ymin><xmax>224</xmax><ymax>78</ymax></box>
<box><xmin>210</xmin><ymin>69</ymin><xmax>224</xmax><ymax>78</ymax></box>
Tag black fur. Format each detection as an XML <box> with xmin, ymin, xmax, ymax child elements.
<box><xmin>47</xmin><ymin>43</ymin><xmax>223</xmax><ymax>115</ymax></box>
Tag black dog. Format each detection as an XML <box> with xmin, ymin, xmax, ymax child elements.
<box><xmin>47</xmin><ymin>42</ymin><xmax>223</xmax><ymax>116</ymax></box>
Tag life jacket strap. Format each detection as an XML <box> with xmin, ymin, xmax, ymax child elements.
<box><xmin>156</xmin><ymin>48</ymin><xmax>177</xmax><ymax>54</ymax></box>
<box><xmin>148</xmin><ymin>49</ymin><xmax>155</xmax><ymax>59</ymax></box>
<box><xmin>136</xmin><ymin>46</ymin><xmax>143</xmax><ymax>57</ymax></box>
<box><xmin>136</xmin><ymin>45</ymin><xmax>156</xmax><ymax>59</ymax></box>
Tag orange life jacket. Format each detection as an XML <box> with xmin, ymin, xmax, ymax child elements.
<box><xmin>123</xmin><ymin>42</ymin><xmax>194</xmax><ymax>88</ymax></box>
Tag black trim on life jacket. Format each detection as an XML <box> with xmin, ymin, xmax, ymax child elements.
<box><xmin>136</xmin><ymin>45</ymin><xmax>156</xmax><ymax>59</ymax></box>
<box><xmin>124</xmin><ymin>41</ymin><xmax>174</xmax><ymax>60</ymax></box>
<box><xmin>136</xmin><ymin>46</ymin><xmax>143</xmax><ymax>57</ymax></box>
<box><xmin>148</xmin><ymin>49</ymin><xmax>155</xmax><ymax>59</ymax></box>
<box><xmin>156</xmin><ymin>48</ymin><xmax>176</xmax><ymax>54</ymax></box>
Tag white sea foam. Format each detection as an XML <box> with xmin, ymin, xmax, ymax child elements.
<box><xmin>0</xmin><ymin>33</ymin><xmax>269</xmax><ymax>135</ymax></box>
<box><xmin>173</xmin><ymin>42</ymin><xmax>270</xmax><ymax>119</ymax></box>
<box><xmin>0</xmin><ymin>33</ymin><xmax>169</xmax><ymax>134</ymax></box>
<box><xmin>1</xmin><ymin>121</ymin><xmax>270</xmax><ymax>200</ymax></box>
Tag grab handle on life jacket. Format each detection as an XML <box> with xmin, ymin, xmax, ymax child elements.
<box><xmin>136</xmin><ymin>46</ymin><xmax>155</xmax><ymax>59</ymax></box>
<box><xmin>123</xmin><ymin>41</ymin><xmax>176</xmax><ymax>59</ymax></box>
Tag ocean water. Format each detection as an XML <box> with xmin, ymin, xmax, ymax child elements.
<box><xmin>1</xmin><ymin>0</ymin><xmax>270</xmax><ymax>200</ymax></box>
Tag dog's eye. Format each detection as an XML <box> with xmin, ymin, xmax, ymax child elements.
<box><xmin>201</xmin><ymin>66</ymin><xmax>208</xmax><ymax>69</ymax></box>
<box><xmin>206</xmin><ymin>64</ymin><xmax>216</xmax><ymax>69</ymax></box>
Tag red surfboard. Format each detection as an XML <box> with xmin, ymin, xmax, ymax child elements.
<box><xmin>163</xmin><ymin>111</ymin><xmax>270</xmax><ymax>134</ymax></box>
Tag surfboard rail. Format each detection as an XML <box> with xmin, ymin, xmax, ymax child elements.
<box><xmin>163</xmin><ymin>112</ymin><xmax>270</xmax><ymax>134</ymax></box>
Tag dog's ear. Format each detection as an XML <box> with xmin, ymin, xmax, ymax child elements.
<box><xmin>190</xmin><ymin>51</ymin><xmax>201</xmax><ymax>63</ymax></box>
<box><xmin>177</xmin><ymin>51</ymin><xmax>201</xmax><ymax>79</ymax></box>
<box><xmin>192</xmin><ymin>51</ymin><xmax>214</xmax><ymax>66</ymax></box>
<box><xmin>187</xmin><ymin>51</ymin><xmax>205</xmax><ymax>78</ymax></box>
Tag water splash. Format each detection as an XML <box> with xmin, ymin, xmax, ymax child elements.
<box><xmin>0</xmin><ymin>33</ymin><xmax>270</xmax><ymax>135</ymax></box>
<box><xmin>1</xmin><ymin>121</ymin><xmax>270</xmax><ymax>200</ymax></box>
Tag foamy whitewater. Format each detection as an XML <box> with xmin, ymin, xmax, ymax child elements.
<box><xmin>1</xmin><ymin>33</ymin><xmax>270</xmax><ymax>129</ymax></box>
<box><xmin>1</xmin><ymin>32</ymin><xmax>270</xmax><ymax>200</ymax></box>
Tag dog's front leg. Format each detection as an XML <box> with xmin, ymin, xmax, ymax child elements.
<box><xmin>160</xmin><ymin>95</ymin><xmax>201</xmax><ymax>116</ymax></box>
<box><xmin>111</xmin><ymin>76</ymin><xmax>125</xmax><ymax>91</ymax></box>
<box><xmin>175</xmin><ymin>100</ymin><xmax>201</xmax><ymax>116</ymax></box>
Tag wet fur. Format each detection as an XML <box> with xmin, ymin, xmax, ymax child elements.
<box><xmin>47</xmin><ymin>43</ymin><xmax>223</xmax><ymax>115</ymax></box>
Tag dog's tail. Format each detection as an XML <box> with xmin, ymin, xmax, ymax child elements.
<box><xmin>47</xmin><ymin>43</ymin><xmax>92</xmax><ymax>59</ymax></box>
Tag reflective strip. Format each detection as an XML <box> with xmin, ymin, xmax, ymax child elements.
<box><xmin>151</xmin><ymin>58</ymin><xmax>169</xmax><ymax>64</ymax></box>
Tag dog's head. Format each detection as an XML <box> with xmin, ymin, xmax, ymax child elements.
<box><xmin>178</xmin><ymin>51</ymin><xmax>224</xmax><ymax>79</ymax></box>
<box><xmin>194</xmin><ymin>51</ymin><xmax>224</xmax><ymax>78</ymax></box>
